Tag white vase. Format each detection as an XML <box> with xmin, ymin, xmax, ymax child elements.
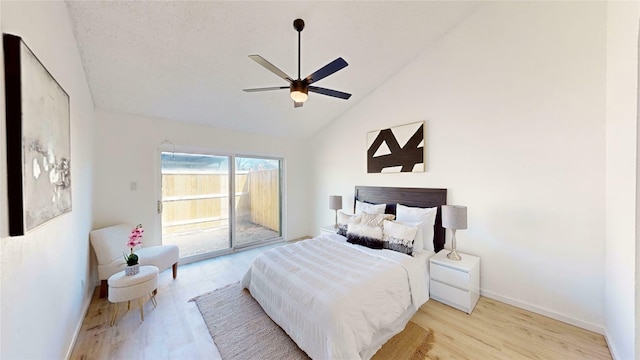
<box><xmin>125</xmin><ymin>264</ymin><xmax>140</xmax><ymax>276</ymax></box>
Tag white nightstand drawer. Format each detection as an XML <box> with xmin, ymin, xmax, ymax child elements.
<box><xmin>430</xmin><ymin>280</ymin><xmax>471</xmax><ymax>313</ymax></box>
<box><xmin>431</xmin><ymin>263</ymin><xmax>470</xmax><ymax>290</ymax></box>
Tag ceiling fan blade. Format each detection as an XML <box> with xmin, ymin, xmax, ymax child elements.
<box><xmin>243</xmin><ymin>86</ymin><xmax>289</xmax><ymax>92</ymax></box>
<box><xmin>304</xmin><ymin>57</ymin><xmax>348</xmax><ymax>85</ymax></box>
<box><xmin>294</xmin><ymin>101</ymin><xmax>304</xmax><ymax>108</ymax></box>
<box><xmin>249</xmin><ymin>55</ymin><xmax>293</xmax><ymax>83</ymax></box>
<box><xmin>308</xmin><ymin>86</ymin><xmax>352</xmax><ymax>100</ymax></box>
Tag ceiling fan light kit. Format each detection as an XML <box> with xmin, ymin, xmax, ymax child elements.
<box><xmin>244</xmin><ymin>18</ymin><xmax>351</xmax><ymax>108</ymax></box>
<box><xmin>290</xmin><ymin>80</ymin><xmax>308</xmax><ymax>102</ymax></box>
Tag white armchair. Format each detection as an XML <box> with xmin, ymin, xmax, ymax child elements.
<box><xmin>90</xmin><ymin>224</ymin><xmax>179</xmax><ymax>298</ymax></box>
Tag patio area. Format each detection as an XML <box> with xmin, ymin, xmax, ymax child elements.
<box><xmin>163</xmin><ymin>222</ymin><xmax>280</xmax><ymax>258</ymax></box>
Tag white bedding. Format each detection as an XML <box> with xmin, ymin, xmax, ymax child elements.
<box><xmin>241</xmin><ymin>233</ymin><xmax>433</xmax><ymax>360</ymax></box>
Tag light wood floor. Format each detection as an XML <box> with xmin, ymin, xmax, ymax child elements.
<box><xmin>71</xmin><ymin>242</ymin><xmax>611</xmax><ymax>360</ymax></box>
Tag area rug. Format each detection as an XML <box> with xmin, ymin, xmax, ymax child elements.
<box><xmin>191</xmin><ymin>283</ymin><xmax>436</xmax><ymax>360</ymax></box>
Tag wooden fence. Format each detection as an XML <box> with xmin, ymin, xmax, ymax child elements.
<box><xmin>161</xmin><ymin>170</ymin><xmax>280</xmax><ymax>235</ymax></box>
<box><xmin>248</xmin><ymin>169</ymin><xmax>280</xmax><ymax>231</ymax></box>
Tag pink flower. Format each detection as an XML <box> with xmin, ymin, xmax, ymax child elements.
<box><xmin>126</xmin><ymin>224</ymin><xmax>144</xmax><ymax>250</ymax></box>
<box><xmin>124</xmin><ymin>224</ymin><xmax>144</xmax><ymax>262</ymax></box>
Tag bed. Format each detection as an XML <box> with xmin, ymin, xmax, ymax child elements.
<box><xmin>241</xmin><ymin>186</ymin><xmax>447</xmax><ymax>359</ymax></box>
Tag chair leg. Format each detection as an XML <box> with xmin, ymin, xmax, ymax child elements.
<box><xmin>100</xmin><ymin>280</ymin><xmax>108</xmax><ymax>298</ymax></box>
<box><xmin>172</xmin><ymin>263</ymin><xmax>178</xmax><ymax>279</ymax></box>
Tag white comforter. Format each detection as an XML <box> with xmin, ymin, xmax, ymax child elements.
<box><xmin>241</xmin><ymin>233</ymin><xmax>431</xmax><ymax>360</ymax></box>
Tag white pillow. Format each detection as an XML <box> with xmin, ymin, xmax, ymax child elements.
<box><xmin>395</xmin><ymin>204</ymin><xmax>437</xmax><ymax>251</ymax></box>
<box><xmin>355</xmin><ymin>200</ymin><xmax>386</xmax><ymax>215</ymax></box>
<box><xmin>396</xmin><ymin>220</ymin><xmax>424</xmax><ymax>253</ymax></box>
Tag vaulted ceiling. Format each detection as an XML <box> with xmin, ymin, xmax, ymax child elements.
<box><xmin>66</xmin><ymin>1</ymin><xmax>481</xmax><ymax>139</ymax></box>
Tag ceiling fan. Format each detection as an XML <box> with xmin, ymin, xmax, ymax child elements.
<box><xmin>243</xmin><ymin>18</ymin><xmax>351</xmax><ymax>108</ymax></box>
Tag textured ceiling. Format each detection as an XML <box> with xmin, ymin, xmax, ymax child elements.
<box><xmin>66</xmin><ymin>1</ymin><xmax>480</xmax><ymax>139</ymax></box>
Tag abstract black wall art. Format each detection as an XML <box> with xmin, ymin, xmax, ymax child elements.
<box><xmin>367</xmin><ymin>121</ymin><xmax>424</xmax><ymax>173</ymax></box>
<box><xmin>4</xmin><ymin>34</ymin><xmax>71</xmax><ymax>236</ymax></box>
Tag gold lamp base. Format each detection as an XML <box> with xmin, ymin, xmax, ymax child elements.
<box><xmin>447</xmin><ymin>249</ymin><xmax>462</xmax><ymax>261</ymax></box>
<box><xmin>447</xmin><ymin>229</ymin><xmax>462</xmax><ymax>261</ymax></box>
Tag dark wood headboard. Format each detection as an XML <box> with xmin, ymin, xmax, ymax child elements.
<box><xmin>354</xmin><ymin>186</ymin><xmax>448</xmax><ymax>252</ymax></box>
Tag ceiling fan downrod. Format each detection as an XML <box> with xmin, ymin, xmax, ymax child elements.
<box><xmin>293</xmin><ymin>18</ymin><xmax>304</xmax><ymax>80</ymax></box>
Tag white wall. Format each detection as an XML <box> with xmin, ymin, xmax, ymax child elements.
<box><xmin>605</xmin><ymin>1</ymin><xmax>639</xmax><ymax>359</ymax></box>
<box><xmin>92</xmin><ymin>109</ymin><xmax>310</xmax><ymax>249</ymax></box>
<box><xmin>0</xmin><ymin>1</ymin><xmax>95</xmax><ymax>359</ymax></box>
<box><xmin>311</xmin><ymin>1</ymin><xmax>607</xmax><ymax>332</ymax></box>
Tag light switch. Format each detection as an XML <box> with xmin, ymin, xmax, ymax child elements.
<box><xmin>130</xmin><ymin>182</ymin><xmax>137</xmax><ymax>191</ymax></box>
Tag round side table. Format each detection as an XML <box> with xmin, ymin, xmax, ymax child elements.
<box><xmin>107</xmin><ymin>265</ymin><xmax>159</xmax><ymax>326</ymax></box>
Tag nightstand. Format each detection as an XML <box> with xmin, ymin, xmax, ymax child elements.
<box><xmin>320</xmin><ymin>225</ymin><xmax>338</xmax><ymax>235</ymax></box>
<box><xmin>429</xmin><ymin>250</ymin><xmax>480</xmax><ymax>314</ymax></box>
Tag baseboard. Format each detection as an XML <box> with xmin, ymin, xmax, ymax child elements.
<box><xmin>603</xmin><ymin>328</ymin><xmax>621</xmax><ymax>360</ymax></box>
<box><xmin>480</xmin><ymin>289</ymin><xmax>605</xmax><ymax>335</ymax></box>
<box><xmin>64</xmin><ymin>286</ymin><xmax>94</xmax><ymax>360</ymax></box>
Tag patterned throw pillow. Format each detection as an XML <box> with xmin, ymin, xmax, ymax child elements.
<box><xmin>360</xmin><ymin>212</ymin><xmax>395</xmax><ymax>227</ymax></box>
<box><xmin>346</xmin><ymin>223</ymin><xmax>384</xmax><ymax>249</ymax></box>
<box><xmin>382</xmin><ymin>220</ymin><xmax>418</xmax><ymax>256</ymax></box>
<box><xmin>396</xmin><ymin>220</ymin><xmax>424</xmax><ymax>253</ymax></box>
<box><xmin>337</xmin><ymin>211</ymin><xmax>361</xmax><ymax>236</ymax></box>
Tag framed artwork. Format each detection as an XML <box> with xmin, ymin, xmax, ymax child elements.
<box><xmin>367</xmin><ymin>121</ymin><xmax>424</xmax><ymax>173</ymax></box>
<box><xmin>4</xmin><ymin>34</ymin><xmax>71</xmax><ymax>236</ymax></box>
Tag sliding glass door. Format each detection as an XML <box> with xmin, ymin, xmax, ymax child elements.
<box><xmin>234</xmin><ymin>156</ymin><xmax>282</xmax><ymax>248</ymax></box>
<box><xmin>160</xmin><ymin>151</ymin><xmax>282</xmax><ymax>260</ymax></box>
<box><xmin>161</xmin><ymin>152</ymin><xmax>231</xmax><ymax>258</ymax></box>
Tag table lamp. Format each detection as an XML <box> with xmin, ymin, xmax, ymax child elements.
<box><xmin>442</xmin><ymin>205</ymin><xmax>467</xmax><ymax>261</ymax></box>
<box><xmin>329</xmin><ymin>195</ymin><xmax>342</xmax><ymax>228</ymax></box>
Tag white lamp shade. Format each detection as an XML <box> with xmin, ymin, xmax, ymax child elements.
<box><xmin>442</xmin><ymin>205</ymin><xmax>467</xmax><ymax>230</ymax></box>
<box><xmin>329</xmin><ymin>195</ymin><xmax>342</xmax><ymax>210</ymax></box>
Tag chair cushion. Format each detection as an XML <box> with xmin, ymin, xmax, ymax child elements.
<box><xmin>98</xmin><ymin>260</ymin><xmax>127</xmax><ymax>280</ymax></box>
<box><xmin>138</xmin><ymin>245</ymin><xmax>179</xmax><ymax>273</ymax></box>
